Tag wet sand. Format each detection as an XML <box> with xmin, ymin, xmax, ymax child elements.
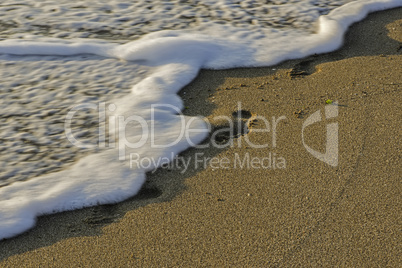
<box><xmin>1</xmin><ymin>8</ymin><xmax>401</xmax><ymax>267</ymax></box>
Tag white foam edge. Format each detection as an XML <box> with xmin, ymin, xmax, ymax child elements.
<box><xmin>0</xmin><ymin>0</ymin><xmax>401</xmax><ymax>240</ymax></box>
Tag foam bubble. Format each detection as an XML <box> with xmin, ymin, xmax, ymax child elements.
<box><xmin>0</xmin><ymin>0</ymin><xmax>401</xmax><ymax>240</ymax></box>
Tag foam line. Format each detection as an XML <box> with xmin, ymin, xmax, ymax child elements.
<box><xmin>0</xmin><ymin>0</ymin><xmax>401</xmax><ymax>240</ymax></box>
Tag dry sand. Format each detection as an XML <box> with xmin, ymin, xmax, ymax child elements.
<box><xmin>1</xmin><ymin>7</ymin><xmax>401</xmax><ymax>267</ymax></box>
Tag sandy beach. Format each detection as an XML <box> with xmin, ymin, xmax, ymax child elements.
<box><xmin>1</xmin><ymin>7</ymin><xmax>401</xmax><ymax>267</ymax></box>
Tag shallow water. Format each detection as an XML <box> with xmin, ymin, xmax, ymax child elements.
<box><xmin>0</xmin><ymin>0</ymin><xmax>353</xmax><ymax>41</ymax></box>
<box><xmin>0</xmin><ymin>0</ymin><xmax>400</xmax><ymax>240</ymax></box>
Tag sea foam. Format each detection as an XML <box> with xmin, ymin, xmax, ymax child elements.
<box><xmin>0</xmin><ymin>0</ymin><xmax>401</xmax><ymax>240</ymax></box>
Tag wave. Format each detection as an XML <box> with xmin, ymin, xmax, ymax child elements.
<box><xmin>0</xmin><ymin>0</ymin><xmax>401</xmax><ymax>240</ymax></box>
